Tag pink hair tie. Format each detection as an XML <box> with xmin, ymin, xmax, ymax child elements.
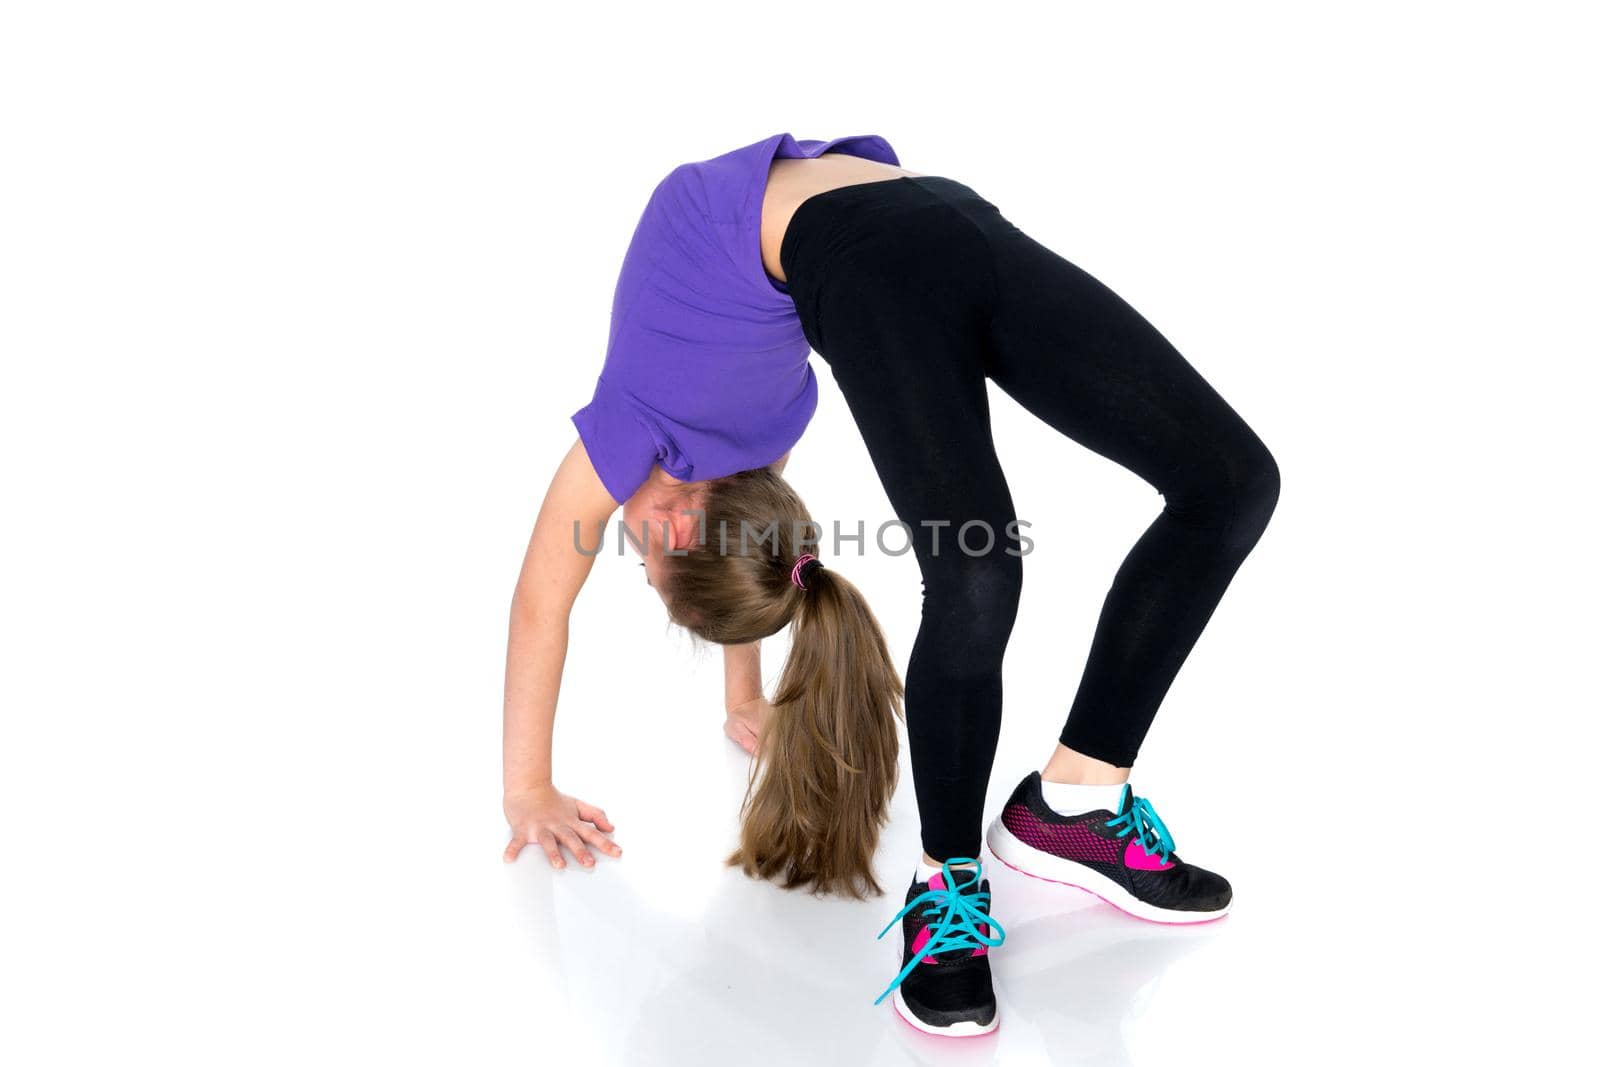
<box><xmin>790</xmin><ymin>553</ymin><xmax>820</xmax><ymax>589</ymax></box>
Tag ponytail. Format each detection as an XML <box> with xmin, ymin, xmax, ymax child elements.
<box><xmin>729</xmin><ymin>566</ymin><xmax>903</xmax><ymax>898</ymax></box>
<box><xmin>659</xmin><ymin>467</ymin><xmax>905</xmax><ymax>897</ymax></box>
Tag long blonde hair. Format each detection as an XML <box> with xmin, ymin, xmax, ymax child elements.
<box><xmin>661</xmin><ymin>468</ymin><xmax>903</xmax><ymax>898</ymax></box>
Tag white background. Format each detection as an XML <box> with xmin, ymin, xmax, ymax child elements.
<box><xmin>3</xmin><ymin>3</ymin><xmax>1596</xmax><ymax>1064</ymax></box>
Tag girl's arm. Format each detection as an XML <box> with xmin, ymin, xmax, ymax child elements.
<box><xmin>722</xmin><ymin>643</ymin><xmax>766</xmax><ymax>754</ymax></box>
<box><xmin>502</xmin><ymin>438</ymin><xmax>623</xmax><ymax>869</ymax></box>
<box><xmin>718</xmin><ymin>449</ymin><xmax>792</xmax><ymax>755</ymax></box>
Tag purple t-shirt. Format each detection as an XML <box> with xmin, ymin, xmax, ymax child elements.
<box><xmin>572</xmin><ymin>132</ymin><xmax>901</xmax><ymax>504</ymax></box>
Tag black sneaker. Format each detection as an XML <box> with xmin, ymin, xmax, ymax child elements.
<box><xmin>985</xmin><ymin>772</ymin><xmax>1231</xmax><ymax>923</ymax></box>
<box><xmin>875</xmin><ymin>858</ymin><xmax>1005</xmax><ymax>1036</ymax></box>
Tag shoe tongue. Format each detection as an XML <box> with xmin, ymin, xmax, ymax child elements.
<box><xmin>926</xmin><ymin>864</ymin><xmax>984</xmax><ymax>894</ymax></box>
<box><xmin>1115</xmin><ymin>783</ymin><xmax>1135</xmax><ymax>816</ymax></box>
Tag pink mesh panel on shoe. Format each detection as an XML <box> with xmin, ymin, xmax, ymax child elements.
<box><xmin>1001</xmin><ymin>802</ymin><xmax>1121</xmax><ymax>865</ymax></box>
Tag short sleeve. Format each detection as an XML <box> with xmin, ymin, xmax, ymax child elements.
<box><xmin>571</xmin><ymin>378</ymin><xmax>661</xmax><ymax>505</ymax></box>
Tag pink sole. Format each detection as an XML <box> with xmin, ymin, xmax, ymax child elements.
<box><xmin>985</xmin><ymin>844</ymin><xmax>1230</xmax><ymax>927</ymax></box>
<box><xmin>890</xmin><ymin>995</ymin><xmax>1000</xmax><ymax>1038</ymax></box>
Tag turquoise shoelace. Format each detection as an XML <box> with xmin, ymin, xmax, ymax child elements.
<box><xmin>1105</xmin><ymin>793</ymin><xmax>1177</xmax><ymax>865</ymax></box>
<box><xmin>874</xmin><ymin>858</ymin><xmax>1006</xmax><ymax>1005</ymax></box>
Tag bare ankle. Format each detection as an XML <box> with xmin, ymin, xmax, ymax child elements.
<box><xmin>1041</xmin><ymin>743</ymin><xmax>1131</xmax><ymax>786</ymax></box>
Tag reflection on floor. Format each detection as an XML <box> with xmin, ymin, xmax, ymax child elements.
<box><xmin>504</xmin><ymin>738</ymin><xmax>1272</xmax><ymax>1067</ymax></box>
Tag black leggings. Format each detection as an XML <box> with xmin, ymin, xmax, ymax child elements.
<box><xmin>779</xmin><ymin>176</ymin><xmax>1280</xmax><ymax>861</ymax></box>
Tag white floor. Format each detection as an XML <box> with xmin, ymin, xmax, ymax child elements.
<box><xmin>505</xmin><ymin>741</ymin><xmax>1251</xmax><ymax>1067</ymax></box>
<box><xmin>8</xmin><ymin>661</ymin><xmax>1584</xmax><ymax>1067</ymax></box>
<box><xmin>482</xmin><ymin>693</ymin><xmax>1567</xmax><ymax>1067</ymax></box>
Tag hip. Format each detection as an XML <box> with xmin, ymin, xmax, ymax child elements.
<box><xmin>779</xmin><ymin>175</ymin><xmax>1019</xmax><ymax>353</ymax></box>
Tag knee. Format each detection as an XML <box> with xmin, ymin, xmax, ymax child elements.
<box><xmin>921</xmin><ymin>554</ymin><xmax>1023</xmax><ymax>665</ymax></box>
<box><xmin>1169</xmin><ymin>436</ymin><xmax>1280</xmax><ymax>553</ymax></box>
<box><xmin>1230</xmin><ymin>440</ymin><xmax>1280</xmax><ymax>542</ymax></box>
<box><xmin>944</xmin><ymin>552</ymin><xmax>1023</xmax><ymax>618</ymax></box>
<box><xmin>1220</xmin><ymin>439</ymin><xmax>1280</xmax><ymax>555</ymax></box>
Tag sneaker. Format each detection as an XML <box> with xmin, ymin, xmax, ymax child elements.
<box><xmin>875</xmin><ymin>858</ymin><xmax>1005</xmax><ymax>1037</ymax></box>
<box><xmin>985</xmin><ymin>772</ymin><xmax>1231</xmax><ymax>923</ymax></box>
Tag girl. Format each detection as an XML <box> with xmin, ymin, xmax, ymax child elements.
<box><xmin>501</xmin><ymin>132</ymin><xmax>1279</xmax><ymax>1037</ymax></box>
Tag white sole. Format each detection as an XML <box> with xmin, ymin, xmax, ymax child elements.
<box><xmin>890</xmin><ymin>988</ymin><xmax>999</xmax><ymax>1037</ymax></box>
<box><xmin>985</xmin><ymin>817</ymin><xmax>1230</xmax><ymax>925</ymax></box>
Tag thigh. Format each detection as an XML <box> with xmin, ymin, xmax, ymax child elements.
<box><xmin>816</xmin><ymin>306</ymin><xmax>1017</xmax><ymax>566</ymax></box>
<box><xmin>983</xmin><ymin>227</ymin><xmax>1268</xmax><ymax>491</ymax></box>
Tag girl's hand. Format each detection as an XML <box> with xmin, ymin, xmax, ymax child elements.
<box><xmin>723</xmin><ymin>696</ymin><xmax>771</xmax><ymax>756</ymax></box>
<box><xmin>503</xmin><ymin>783</ymin><xmax>621</xmax><ymax>869</ymax></box>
